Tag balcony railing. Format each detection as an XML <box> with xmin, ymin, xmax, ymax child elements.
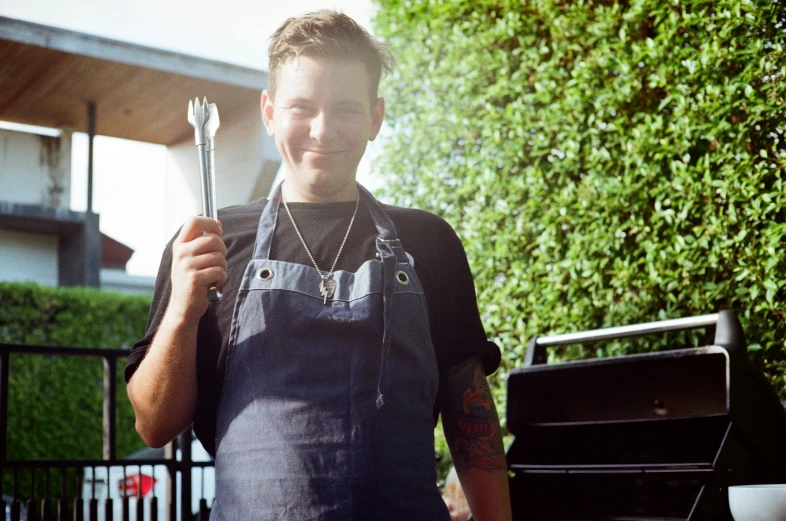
<box><xmin>0</xmin><ymin>343</ymin><xmax>214</xmax><ymax>521</ymax></box>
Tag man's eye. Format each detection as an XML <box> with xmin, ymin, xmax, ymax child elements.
<box><xmin>291</xmin><ymin>105</ymin><xmax>313</xmax><ymax>113</ymax></box>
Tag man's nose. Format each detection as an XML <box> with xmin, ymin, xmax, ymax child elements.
<box><xmin>309</xmin><ymin>112</ymin><xmax>331</xmax><ymax>142</ymax></box>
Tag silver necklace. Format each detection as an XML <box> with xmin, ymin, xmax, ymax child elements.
<box><xmin>282</xmin><ymin>187</ymin><xmax>360</xmax><ymax>304</ymax></box>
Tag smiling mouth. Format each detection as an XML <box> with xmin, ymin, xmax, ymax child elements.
<box><xmin>303</xmin><ymin>149</ymin><xmax>343</xmax><ymax>155</ymax></box>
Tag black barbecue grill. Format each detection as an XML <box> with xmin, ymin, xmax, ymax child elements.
<box><xmin>506</xmin><ymin>311</ymin><xmax>786</xmax><ymax>521</ymax></box>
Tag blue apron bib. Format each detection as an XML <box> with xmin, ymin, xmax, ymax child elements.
<box><xmin>212</xmin><ymin>183</ymin><xmax>450</xmax><ymax>520</ymax></box>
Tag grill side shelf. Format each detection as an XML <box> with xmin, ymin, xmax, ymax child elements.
<box><xmin>510</xmin><ymin>463</ymin><xmax>716</xmax><ymax>473</ymax></box>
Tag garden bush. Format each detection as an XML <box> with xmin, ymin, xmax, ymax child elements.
<box><xmin>373</xmin><ymin>0</ymin><xmax>786</xmax><ymax>416</ymax></box>
<box><xmin>0</xmin><ymin>282</ymin><xmax>151</xmax><ymax>495</ymax></box>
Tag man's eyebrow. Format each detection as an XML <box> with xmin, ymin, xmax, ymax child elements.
<box><xmin>280</xmin><ymin>98</ymin><xmax>365</xmax><ymax>108</ymax></box>
<box><xmin>283</xmin><ymin>97</ymin><xmax>313</xmax><ymax>105</ymax></box>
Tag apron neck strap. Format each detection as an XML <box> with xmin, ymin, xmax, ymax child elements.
<box><xmin>358</xmin><ymin>184</ymin><xmax>397</xmax><ymax>241</ymax></box>
<box><xmin>250</xmin><ymin>181</ymin><xmax>282</xmax><ymax>261</ymax></box>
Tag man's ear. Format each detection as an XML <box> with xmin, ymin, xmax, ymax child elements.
<box><xmin>261</xmin><ymin>91</ymin><xmax>275</xmax><ymax>137</ymax></box>
<box><xmin>369</xmin><ymin>97</ymin><xmax>385</xmax><ymax>142</ymax></box>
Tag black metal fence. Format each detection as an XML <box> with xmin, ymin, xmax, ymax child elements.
<box><xmin>0</xmin><ymin>343</ymin><xmax>214</xmax><ymax>521</ymax></box>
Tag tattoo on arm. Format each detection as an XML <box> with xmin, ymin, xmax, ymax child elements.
<box><xmin>441</xmin><ymin>357</ymin><xmax>506</xmax><ymax>472</ymax></box>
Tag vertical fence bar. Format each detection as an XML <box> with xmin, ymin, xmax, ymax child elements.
<box><xmin>164</xmin><ymin>442</ymin><xmax>176</xmax><ymax>521</ymax></box>
<box><xmin>43</xmin><ymin>498</ymin><xmax>53</xmax><ymax>521</ymax></box>
<box><xmin>135</xmin><ymin>495</ymin><xmax>144</xmax><ymax>521</ymax></box>
<box><xmin>121</xmin><ymin>465</ymin><xmax>129</xmax><ymax>521</ymax></box>
<box><xmin>42</xmin><ymin>467</ymin><xmax>52</xmax><ymax>521</ymax></box>
<box><xmin>104</xmin><ymin>497</ymin><xmax>114</xmax><ymax>521</ymax></box>
<box><xmin>89</xmin><ymin>466</ymin><xmax>98</xmax><ymax>521</ymax></box>
<box><xmin>26</xmin><ymin>498</ymin><xmax>35</xmax><ymax>521</ymax></box>
<box><xmin>57</xmin><ymin>467</ymin><xmax>67</xmax><ymax>521</ymax></box>
<box><xmin>74</xmin><ymin>468</ymin><xmax>83</xmax><ymax>521</ymax></box>
<box><xmin>198</xmin><ymin>499</ymin><xmax>208</xmax><ymax>521</ymax></box>
<box><xmin>27</xmin><ymin>467</ymin><xmax>36</xmax><ymax>520</ymax></box>
<box><xmin>74</xmin><ymin>497</ymin><xmax>84</xmax><ymax>521</ymax></box>
<box><xmin>198</xmin><ymin>467</ymin><xmax>208</xmax><ymax>521</ymax></box>
<box><xmin>150</xmin><ymin>465</ymin><xmax>158</xmax><ymax>521</ymax></box>
<box><xmin>58</xmin><ymin>499</ymin><xmax>67</xmax><ymax>521</ymax></box>
<box><xmin>136</xmin><ymin>465</ymin><xmax>141</xmax><ymax>501</ymax></box>
<box><xmin>0</xmin><ymin>351</ymin><xmax>9</xmax><ymax>463</ymax></box>
<box><xmin>103</xmin><ymin>355</ymin><xmax>117</xmax><ymax>461</ymax></box>
<box><xmin>12</xmin><ymin>467</ymin><xmax>18</xmax><ymax>516</ymax></box>
<box><xmin>74</xmin><ymin>466</ymin><xmax>84</xmax><ymax>521</ymax></box>
<box><xmin>179</xmin><ymin>430</ymin><xmax>192</xmax><ymax>521</ymax></box>
<box><xmin>122</xmin><ymin>496</ymin><xmax>130</xmax><ymax>521</ymax></box>
<box><xmin>105</xmin><ymin>465</ymin><xmax>114</xmax><ymax>521</ymax></box>
<box><xmin>135</xmin><ymin>464</ymin><xmax>143</xmax><ymax>521</ymax></box>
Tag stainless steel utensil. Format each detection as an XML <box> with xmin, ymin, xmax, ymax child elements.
<box><xmin>188</xmin><ymin>97</ymin><xmax>222</xmax><ymax>301</ymax></box>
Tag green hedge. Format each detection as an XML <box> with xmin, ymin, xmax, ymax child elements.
<box><xmin>0</xmin><ymin>282</ymin><xmax>151</xmax><ymax>491</ymax></box>
<box><xmin>373</xmin><ymin>0</ymin><xmax>786</xmax><ymax>413</ymax></box>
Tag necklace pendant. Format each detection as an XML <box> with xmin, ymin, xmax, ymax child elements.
<box><xmin>319</xmin><ymin>278</ymin><xmax>337</xmax><ymax>304</ymax></box>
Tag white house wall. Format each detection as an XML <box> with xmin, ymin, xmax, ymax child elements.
<box><xmin>0</xmin><ymin>229</ymin><xmax>59</xmax><ymax>286</ymax></box>
<box><xmin>0</xmin><ymin>127</ymin><xmax>72</xmax><ymax>208</ymax></box>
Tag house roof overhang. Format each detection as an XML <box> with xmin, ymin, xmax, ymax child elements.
<box><xmin>0</xmin><ymin>16</ymin><xmax>266</xmax><ymax>146</ymax></box>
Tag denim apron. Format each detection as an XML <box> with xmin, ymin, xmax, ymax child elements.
<box><xmin>211</xmin><ymin>184</ymin><xmax>450</xmax><ymax>520</ymax></box>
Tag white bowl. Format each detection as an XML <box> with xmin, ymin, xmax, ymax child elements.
<box><xmin>729</xmin><ymin>484</ymin><xmax>786</xmax><ymax>521</ymax></box>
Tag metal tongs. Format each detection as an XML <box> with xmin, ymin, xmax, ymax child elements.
<box><xmin>188</xmin><ymin>97</ymin><xmax>222</xmax><ymax>301</ymax></box>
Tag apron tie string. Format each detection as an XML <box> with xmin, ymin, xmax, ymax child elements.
<box><xmin>376</xmin><ymin>236</ymin><xmax>405</xmax><ymax>409</ymax></box>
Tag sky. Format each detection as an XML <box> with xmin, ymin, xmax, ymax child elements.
<box><xmin>0</xmin><ymin>0</ymin><xmax>375</xmax><ymax>70</ymax></box>
<box><xmin>0</xmin><ymin>0</ymin><xmax>380</xmax><ymax>278</ymax></box>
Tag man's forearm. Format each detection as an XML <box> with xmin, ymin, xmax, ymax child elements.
<box><xmin>454</xmin><ymin>466</ymin><xmax>511</xmax><ymax>521</ymax></box>
<box><xmin>127</xmin><ymin>311</ymin><xmax>199</xmax><ymax>447</ymax></box>
<box><xmin>441</xmin><ymin>358</ymin><xmax>512</xmax><ymax>521</ymax></box>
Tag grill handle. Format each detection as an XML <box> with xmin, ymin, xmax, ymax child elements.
<box><xmin>523</xmin><ymin>310</ymin><xmax>745</xmax><ymax>366</ymax></box>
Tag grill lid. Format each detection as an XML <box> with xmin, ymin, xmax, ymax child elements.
<box><xmin>506</xmin><ymin>311</ymin><xmax>786</xmax><ymax>521</ymax></box>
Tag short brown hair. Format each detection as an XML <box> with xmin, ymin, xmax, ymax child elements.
<box><xmin>267</xmin><ymin>10</ymin><xmax>394</xmax><ymax>101</ymax></box>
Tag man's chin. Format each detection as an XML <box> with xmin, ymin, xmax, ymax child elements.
<box><xmin>285</xmin><ymin>173</ymin><xmax>357</xmax><ymax>202</ymax></box>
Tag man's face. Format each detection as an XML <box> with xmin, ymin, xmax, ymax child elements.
<box><xmin>261</xmin><ymin>56</ymin><xmax>385</xmax><ymax>203</ymax></box>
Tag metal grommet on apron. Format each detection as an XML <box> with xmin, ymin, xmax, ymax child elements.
<box><xmin>211</xmin><ymin>182</ymin><xmax>448</xmax><ymax>521</ymax></box>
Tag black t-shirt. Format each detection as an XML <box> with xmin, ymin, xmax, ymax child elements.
<box><xmin>125</xmin><ymin>197</ymin><xmax>500</xmax><ymax>456</ymax></box>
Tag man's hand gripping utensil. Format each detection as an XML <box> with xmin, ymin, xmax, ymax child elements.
<box><xmin>188</xmin><ymin>97</ymin><xmax>222</xmax><ymax>301</ymax></box>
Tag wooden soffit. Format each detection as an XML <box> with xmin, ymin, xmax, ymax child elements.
<box><xmin>0</xmin><ymin>16</ymin><xmax>266</xmax><ymax>146</ymax></box>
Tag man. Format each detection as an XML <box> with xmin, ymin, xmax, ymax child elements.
<box><xmin>126</xmin><ymin>10</ymin><xmax>512</xmax><ymax>521</ymax></box>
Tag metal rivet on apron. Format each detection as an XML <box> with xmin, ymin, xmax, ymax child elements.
<box><xmin>396</xmin><ymin>270</ymin><xmax>410</xmax><ymax>285</ymax></box>
<box><xmin>257</xmin><ymin>268</ymin><xmax>273</xmax><ymax>281</ymax></box>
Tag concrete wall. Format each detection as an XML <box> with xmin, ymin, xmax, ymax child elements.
<box><xmin>0</xmin><ymin>127</ymin><xmax>72</xmax><ymax>208</ymax></box>
<box><xmin>165</xmin><ymin>109</ymin><xmax>280</xmax><ymax>233</ymax></box>
<box><xmin>0</xmin><ymin>229</ymin><xmax>59</xmax><ymax>286</ymax></box>
<box><xmin>0</xmin><ymin>127</ymin><xmax>74</xmax><ymax>288</ymax></box>
<box><xmin>100</xmin><ymin>268</ymin><xmax>155</xmax><ymax>296</ymax></box>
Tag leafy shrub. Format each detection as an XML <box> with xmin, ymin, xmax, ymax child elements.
<box><xmin>0</xmin><ymin>282</ymin><xmax>151</xmax><ymax>495</ymax></box>
<box><xmin>373</xmin><ymin>0</ymin><xmax>786</xmax><ymax>416</ymax></box>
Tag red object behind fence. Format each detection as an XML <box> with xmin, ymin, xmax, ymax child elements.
<box><xmin>119</xmin><ymin>474</ymin><xmax>157</xmax><ymax>497</ymax></box>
